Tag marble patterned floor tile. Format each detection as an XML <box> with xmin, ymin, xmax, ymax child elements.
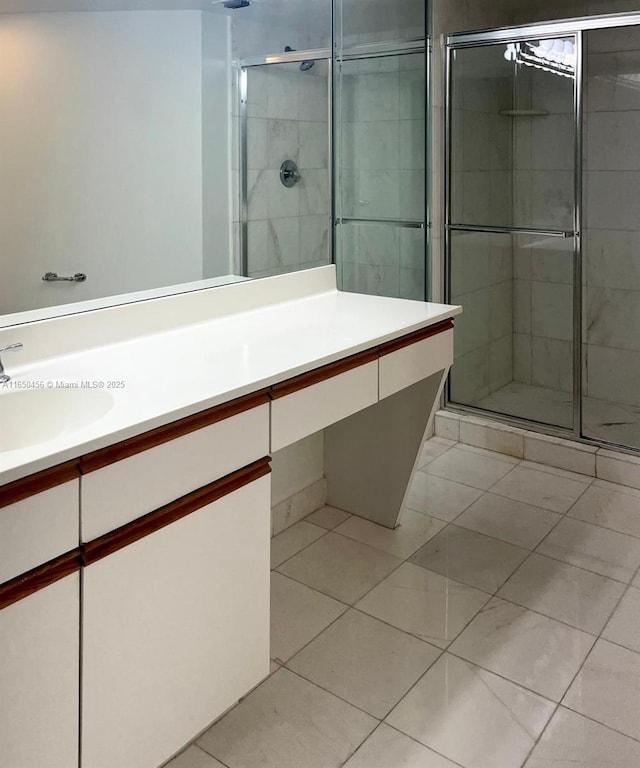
<box><xmin>634</xmin><ymin>570</ymin><xmax>640</xmax><ymax>588</ymax></box>
<box><xmin>563</xmin><ymin>639</ymin><xmax>640</xmax><ymax>741</ymax></box>
<box><xmin>415</xmin><ymin>437</ymin><xmax>456</xmax><ymax>469</ymax></box>
<box><xmin>455</xmin><ymin>492</ymin><xmax>561</xmax><ymax>550</ymax></box>
<box><xmin>343</xmin><ymin>723</ymin><xmax>459</xmax><ymax>768</ymax></box>
<box><xmin>519</xmin><ymin>460</ymin><xmax>593</xmax><ymax>484</ymax></box>
<box><xmin>537</xmin><ymin>517</ymin><xmax>640</xmax><ymax>583</ymax></box>
<box><xmin>305</xmin><ymin>506</ymin><xmax>352</xmax><ymax>530</ymax></box>
<box><xmin>569</xmin><ymin>481</ymin><xmax>640</xmax><ymax>539</ymax></box>
<box><xmin>424</xmin><ymin>447</ymin><xmax>516</xmax><ymax>491</ymax></box>
<box><xmin>287</xmin><ymin>610</ymin><xmax>440</xmax><ymax>719</ymax></box>
<box><xmin>386</xmin><ymin>653</ymin><xmax>555</xmax><ymax>768</ymax></box>
<box><xmin>410</xmin><ymin>525</ymin><xmax>529</xmax><ymax>593</ymax></box>
<box><xmin>498</xmin><ymin>553</ymin><xmax>626</xmax><ymax>635</ymax></box>
<box><xmin>491</xmin><ymin>464</ymin><xmax>589</xmax><ymax>513</ymax></box>
<box><xmin>525</xmin><ymin>706</ymin><xmax>640</xmax><ymax>768</ymax></box>
<box><xmin>449</xmin><ymin>597</ymin><xmax>595</xmax><ymax>701</ymax></box>
<box><xmin>197</xmin><ymin>668</ymin><xmax>377</xmax><ymax>768</ymax></box>
<box><xmin>277</xmin><ymin>532</ymin><xmax>402</xmax><ymax>604</ymax></box>
<box><xmin>406</xmin><ymin>472</ymin><xmax>483</xmax><ymax>522</ymax></box>
<box><xmin>602</xmin><ymin>586</ymin><xmax>640</xmax><ymax>654</ymax></box>
<box><xmin>457</xmin><ymin>443</ymin><xmax>521</xmax><ymax>465</ymax></box>
<box><xmin>334</xmin><ymin>509</ymin><xmax>445</xmax><ymax>559</ymax></box>
<box><xmin>270</xmin><ymin>573</ymin><xmax>346</xmax><ymax>664</ymax></box>
<box><xmin>166</xmin><ymin>746</ymin><xmax>226</xmax><ymax>768</ymax></box>
<box><xmin>270</xmin><ymin>521</ymin><xmax>326</xmax><ymax>569</ymax></box>
<box><xmin>356</xmin><ymin>562</ymin><xmax>490</xmax><ymax>648</ymax></box>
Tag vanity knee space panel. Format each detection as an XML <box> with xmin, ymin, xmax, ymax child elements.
<box><xmin>270</xmin><ymin>360</ymin><xmax>379</xmax><ymax>451</ymax></box>
<box><xmin>379</xmin><ymin>328</ymin><xmax>454</xmax><ymax>400</ymax></box>
<box><xmin>0</xmin><ymin>574</ymin><xmax>80</xmax><ymax>768</ymax></box>
<box><xmin>81</xmin><ymin>475</ymin><xmax>271</xmax><ymax>768</ymax></box>
<box><xmin>0</xmin><ymin>480</ymin><xmax>79</xmax><ymax>584</ymax></box>
<box><xmin>80</xmin><ymin>403</ymin><xmax>270</xmax><ymax>541</ymax></box>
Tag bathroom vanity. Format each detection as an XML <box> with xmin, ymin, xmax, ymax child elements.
<box><xmin>0</xmin><ymin>267</ymin><xmax>460</xmax><ymax>768</ymax></box>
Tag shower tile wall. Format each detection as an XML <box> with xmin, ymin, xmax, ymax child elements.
<box><xmin>338</xmin><ymin>55</ymin><xmax>426</xmax><ymax>299</ymax></box>
<box><xmin>242</xmin><ymin>62</ymin><xmax>330</xmax><ymax>278</ymax></box>
<box><xmin>511</xmin><ymin>68</ymin><xmax>575</xmax><ymax>396</ymax></box>
<box><xmin>583</xmin><ymin>25</ymin><xmax>640</xmax><ymax>444</ymax></box>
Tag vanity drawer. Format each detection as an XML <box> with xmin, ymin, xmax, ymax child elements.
<box><xmin>379</xmin><ymin>324</ymin><xmax>454</xmax><ymax>400</ymax></box>
<box><xmin>80</xmin><ymin>397</ymin><xmax>270</xmax><ymax>541</ymax></box>
<box><xmin>0</xmin><ymin>471</ymin><xmax>79</xmax><ymax>585</ymax></box>
<box><xmin>271</xmin><ymin>354</ymin><xmax>378</xmax><ymax>451</ymax></box>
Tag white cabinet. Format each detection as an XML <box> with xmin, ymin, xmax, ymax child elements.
<box><xmin>81</xmin><ymin>474</ymin><xmax>271</xmax><ymax>768</ymax></box>
<box><xmin>81</xmin><ymin>401</ymin><xmax>270</xmax><ymax>540</ymax></box>
<box><xmin>0</xmin><ymin>480</ymin><xmax>79</xmax><ymax>584</ymax></box>
<box><xmin>271</xmin><ymin>359</ymin><xmax>378</xmax><ymax>451</ymax></box>
<box><xmin>0</xmin><ymin>575</ymin><xmax>80</xmax><ymax>768</ymax></box>
<box><xmin>379</xmin><ymin>326</ymin><xmax>454</xmax><ymax>400</ymax></box>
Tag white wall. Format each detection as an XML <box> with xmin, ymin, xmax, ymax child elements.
<box><xmin>202</xmin><ymin>11</ymin><xmax>232</xmax><ymax>279</ymax></box>
<box><xmin>0</xmin><ymin>10</ymin><xmax>231</xmax><ymax>315</ymax></box>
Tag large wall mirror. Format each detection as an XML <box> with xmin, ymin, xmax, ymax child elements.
<box><xmin>0</xmin><ymin>0</ymin><xmax>334</xmax><ymax>327</ymax></box>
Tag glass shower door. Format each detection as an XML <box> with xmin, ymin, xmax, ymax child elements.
<box><xmin>447</xmin><ymin>35</ymin><xmax>578</xmax><ymax>431</ymax></box>
<box><xmin>582</xmin><ymin>25</ymin><xmax>640</xmax><ymax>450</ymax></box>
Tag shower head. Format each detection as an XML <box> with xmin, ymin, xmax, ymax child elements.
<box><xmin>284</xmin><ymin>46</ymin><xmax>316</xmax><ymax>72</ymax></box>
<box><xmin>221</xmin><ymin>0</ymin><xmax>250</xmax><ymax>8</ymax></box>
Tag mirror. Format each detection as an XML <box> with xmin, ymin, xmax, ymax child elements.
<box><xmin>0</xmin><ymin>0</ymin><xmax>333</xmax><ymax>327</ymax></box>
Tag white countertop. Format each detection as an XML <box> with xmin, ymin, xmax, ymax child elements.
<box><xmin>0</xmin><ymin>267</ymin><xmax>461</xmax><ymax>485</ymax></box>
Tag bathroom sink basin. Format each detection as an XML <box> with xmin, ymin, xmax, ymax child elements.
<box><xmin>0</xmin><ymin>387</ymin><xmax>114</xmax><ymax>451</ymax></box>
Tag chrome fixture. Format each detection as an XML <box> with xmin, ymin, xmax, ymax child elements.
<box><xmin>42</xmin><ymin>272</ymin><xmax>87</xmax><ymax>283</ymax></box>
<box><xmin>280</xmin><ymin>159</ymin><xmax>301</xmax><ymax>188</ymax></box>
<box><xmin>0</xmin><ymin>343</ymin><xmax>23</xmax><ymax>384</ymax></box>
<box><xmin>284</xmin><ymin>46</ymin><xmax>315</xmax><ymax>72</ymax></box>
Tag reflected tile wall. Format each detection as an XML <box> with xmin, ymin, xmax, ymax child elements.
<box><xmin>337</xmin><ymin>54</ymin><xmax>426</xmax><ymax>300</ymax></box>
<box><xmin>241</xmin><ymin>62</ymin><xmax>330</xmax><ymax>278</ymax></box>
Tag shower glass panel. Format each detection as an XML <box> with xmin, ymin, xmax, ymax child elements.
<box><xmin>447</xmin><ymin>35</ymin><xmax>578</xmax><ymax>430</ymax></box>
<box><xmin>449</xmin><ymin>230</ymin><xmax>574</xmax><ymax>429</ymax></box>
<box><xmin>335</xmin><ymin>51</ymin><xmax>427</xmax><ymax>299</ymax></box>
<box><xmin>450</xmin><ymin>40</ymin><xmax>576</xmax><ymax>232</ymax></box>
<box><xmin>582</xmin><ymin>25</ymin><xmax>640</xmax><ymax>450</ymax></box>
<box><xmin>242</xmin><ymin>60</ymin><xmax>331</xmax><ymax>278</ymax></box>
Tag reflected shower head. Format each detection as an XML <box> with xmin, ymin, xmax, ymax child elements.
<box><xmin>284</xmin><ymin>46</ymin><xmax>315</xmax><ymax>72</ymax></box>
<box><xmin>222</xmin><ymin>0</ymin><xmax>250</xmax><ymax>8</ymax></box>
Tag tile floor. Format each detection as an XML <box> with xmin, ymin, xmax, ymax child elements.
<box><xmin>167</xmin><ymin>436</ymin><xmax>640</xmax><ymax>768</ymax></box>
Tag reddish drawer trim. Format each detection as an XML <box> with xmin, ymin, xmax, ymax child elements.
<box><xmin>378</xmin><ymin>319</ymin><xmax>454</xmax><ymax>357</ymax></box>
<box><xmin>81</xmin><ymin>456</ymin><xmax>271</xmax><ymax>566</ymax></box>
<box><xmin>80</xmin><ymin>390</ymin><xmax>270</xmax><ymax>474</ymax></box>
<box><xmin>0</xmin><ymin>550</ymin><xmax>82</xmax><ymax>611</ymax></box>
<box><xmin>269</xmin><ymin>349</ymin><xmax>378</xmax><ymax>399</ymax></box>
<box><xmin>0</xmin><ymin>461</ymin><xmax>80</xmax><ymax>510</ymax></box>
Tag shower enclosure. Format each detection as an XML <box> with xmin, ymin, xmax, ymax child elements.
<box><xmin>445</xmin><ymin>12</ymin><xmax>640</xmax><ymax>454</ymax></box>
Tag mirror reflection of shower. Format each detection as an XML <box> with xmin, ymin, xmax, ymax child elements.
<box><xmin>284</xmin><ymin>46</ymin><xmax>315</xmax><ymax>72</ymax></box>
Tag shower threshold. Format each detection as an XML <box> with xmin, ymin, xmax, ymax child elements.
<box><xmin>461</xmin><ymin>381</ymin><xmax>640</xmax><ymax>452</ymax></box>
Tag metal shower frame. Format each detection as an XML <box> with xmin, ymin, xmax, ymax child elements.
<box><xmin>443</xmin><ymin>10</ymin><xmax>640</xmax><ymax>454</ymax></box>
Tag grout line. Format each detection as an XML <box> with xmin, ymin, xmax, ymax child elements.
<box><xmin>270</xmin><ymin>522</ymin><xmax>332</xmax><ymax>570</ymax></box>
<box><xmin>285</xmin><ymin>665</ymin><xmax>385</xmax><ymax>726</ymax></box>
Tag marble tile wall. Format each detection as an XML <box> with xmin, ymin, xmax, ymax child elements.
<box><xmin>337</xmin><ymin>54</ymin><xmax>427</xmax><ymax>300</ymax></box>
<box><xmin>239</xmin><ymin>61</ymin><xmax>331</xmax><ymax>278</ymax></box>
<box><xmin>583</xmin><ymin>26</ymin><xmax>640</xmax><ymax>430</ymax></box>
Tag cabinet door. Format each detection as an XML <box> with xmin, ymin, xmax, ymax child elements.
<box><xmin>0</xmin><ymin>575</ymin><xmax>79</xmax><ymax>768</ymax></box>
<box><xmin>81</xmin><ymin>474</ymin><xmax>271</xmax><ymax>768</ymax></box>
